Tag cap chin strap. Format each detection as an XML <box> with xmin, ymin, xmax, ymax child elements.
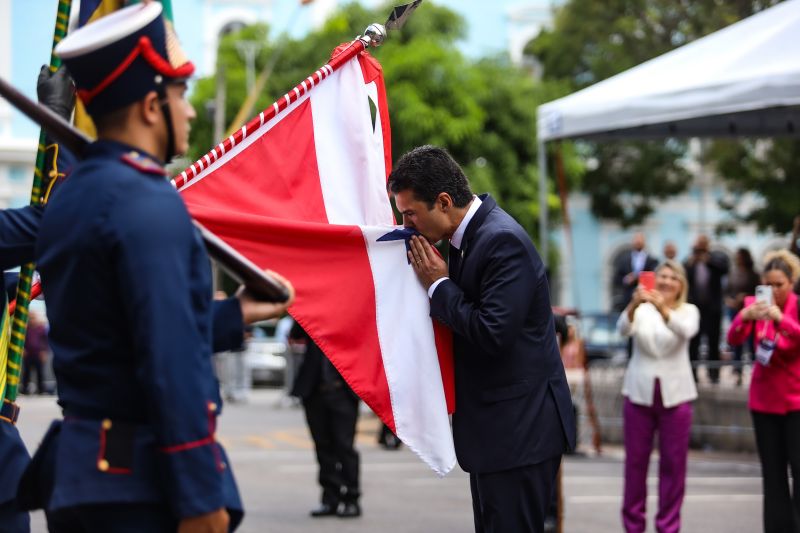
<box><xmin>156</xmin><ymin>83</ymin><xmax>176</xmax><ymax>163</ymax></box>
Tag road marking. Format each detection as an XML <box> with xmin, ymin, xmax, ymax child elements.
<box><xmin>244</xmin><ymin>435</ymin><xmax>276</xmax><ymax>449</ymax></box>
<box><xmin>271</xmin><ymin>430</ymin><xmax>313</xmax><ymax>450</ymax></box>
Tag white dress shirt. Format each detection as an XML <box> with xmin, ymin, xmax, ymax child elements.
<box><xmin>428</xmin><ymin>196</ymin><xmax>482</xmax><ymax>298</ymax></box>
<box><xmin>617</xmin><ymin>302</ymin><xmax>700</xmax><ymax>408</ymax></box>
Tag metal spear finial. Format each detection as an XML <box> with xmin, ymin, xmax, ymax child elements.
<box><xmin>360</xmin><ymin>0</ymin><xmax>423</xmax><ymax>48</ymax></box>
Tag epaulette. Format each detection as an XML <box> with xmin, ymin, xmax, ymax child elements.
<box><xmin>120</xmin><ymin>151</ymin><xmax>167</xmax><ymax>176</ymax></box>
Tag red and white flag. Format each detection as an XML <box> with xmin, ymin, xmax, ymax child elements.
<box><xmin>177</xmin><ymin>46</ymin><xmax>457</xmax><ymax>475</ymax></box>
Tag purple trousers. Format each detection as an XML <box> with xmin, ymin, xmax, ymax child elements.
<box><xmin>622</xmin><ymin>380</ymin><xmax>692</xmax><ymax>533</ymax></box>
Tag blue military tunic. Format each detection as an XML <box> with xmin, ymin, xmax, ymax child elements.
<box><xmin>34</xmin><ymin>139</ymin><xmax>243</xmax><ymax>524</ymax></box>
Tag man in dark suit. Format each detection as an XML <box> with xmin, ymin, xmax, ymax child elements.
<box><xmin>684</xmin><ymin>234</ymin><xmax>729</xmax><ymax>383</ymax></box>
<box><xmin>612</xmin><ymin>233</ymin><xmax>659</xmax><ymax>313</ymax></box>
<box><xmin>289</xmin><ymin>322</ymin><xmax>361</xmax><ymax>519</ymax></box>
<box><xmin>389</xmin><ymin>145</ymin><xmax>576</xmax><ymax>533</ymax></box>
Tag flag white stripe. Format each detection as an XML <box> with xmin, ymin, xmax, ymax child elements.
<box><xmin>362</xmin><ymin>226</ymin><xmax>457</xmax><ymax>476</ymax></box>
<box><xmin>310</xmin><ymin>59</ymin><xmax>392</xmax><ymax>225</ymax></box>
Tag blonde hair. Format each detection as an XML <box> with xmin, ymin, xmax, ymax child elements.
<box><xmin>656</xmin><ymin>259</ymin><xmax>688</xmax><ymax>308</ymax></box>
<box><xmin>762</xmin><ymin>249</ymin><xmax>800</xmax><ymax>283</ymax></box>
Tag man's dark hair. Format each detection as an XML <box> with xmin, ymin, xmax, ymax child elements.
<box><xmin>388</xmin><ymin>145</ymin><xmax>473</xmax><ymax>208</ymax></box>
<box><xmin>92</xmin><ymin>104</ymin><xmax>134</xmax><ymax>134</ymax></box>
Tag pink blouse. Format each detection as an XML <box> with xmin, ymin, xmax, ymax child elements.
<box><xmin>728</xmin><ymin>292</ymin><xmax>800</xmax><ymax>414</ymax></box>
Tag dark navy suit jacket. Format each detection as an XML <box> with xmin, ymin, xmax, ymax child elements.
<box><xmin>429</xmin><ymin>194</ymin><xmax>576</xmax><ymax>474</ymax></box>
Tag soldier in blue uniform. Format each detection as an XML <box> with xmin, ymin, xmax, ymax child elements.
<box><xmin>21</xmin><ymin>3</ymin><xmax>295</xmax><ymax>532</ymax></box>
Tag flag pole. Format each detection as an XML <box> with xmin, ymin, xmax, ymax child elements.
<box><xmin>4</xmin><ymin>0</ymin><xmax>73</xmax><ymax>404</ymax></box>
<box><xmin>174</xmin><ymin>32</ymin><xmax>376</xmax><ymax>189</ymax></box>
<box><xmin>173</xmin><ymin>24</ymin><xmax>389</xmax><ymax>191</ymax></box>
<box><xmin>174</xmin><ymin>0</ymin><xmax>425</xmax><ymax>189</ymax></box>
<box><xmin>0</xmin><ymin>74</ymin><xmax>291</xmax><ymax>303</ymax></box>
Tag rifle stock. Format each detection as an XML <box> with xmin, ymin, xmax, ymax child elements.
<box><xmin>0</xmin><ymin>75</ymin><xmax>289</xmax><ymax>303</ymax></box>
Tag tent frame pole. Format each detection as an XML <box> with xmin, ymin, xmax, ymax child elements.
<box><xmin>538</xmin><ymin>138</ymin><xmax>548</xmax><ymax>268</ymax></box>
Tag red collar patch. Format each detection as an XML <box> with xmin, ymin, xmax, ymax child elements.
<box><xmin>120</xmin><ymin>151</ymin><xmax>167</xmax><ymax>176</ymax></box>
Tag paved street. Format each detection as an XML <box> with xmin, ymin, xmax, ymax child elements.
<box><xmin>16</xmin><ymin>389</ymin><xmax>762</xmax><ymax>532</ymax></box>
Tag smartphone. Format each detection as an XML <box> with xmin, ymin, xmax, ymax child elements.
<box><xmin>755</xmin><ymin>285</ymin><xmax>773</xmax><ymax>306</ymax></box>
<box><xmin>638</xmin><ymin>271</ymin><xmax>656</xmax><ymax>291</ymax></box>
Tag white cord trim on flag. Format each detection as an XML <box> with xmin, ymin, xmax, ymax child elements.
<box><xmin>293</xmin><ymin>87</ymin><xmax>301</xmax><ymax>99</ymax></box>
<box><xmin>177</xmin><ymin>62</ymin><xmax>326</xmax><ymax>191</ymax></box>
<box><xmin>204</xmin><ymin>154</ymin><xmax>211</xmax><ymax>167</ymax></box>
<box><xmin>259</xmin><ymin>111</ymin><xmax>265</xmax><ymax>126</ymax></box>
<box><xmin>307</xmin><ymin>75</ymin><xmax>315</xmax><ymax>88</ymax></box>
<box><xmin>301</xmin><ymin>80</ymin><xmax>308</xmax><ymax>92</ymax></box>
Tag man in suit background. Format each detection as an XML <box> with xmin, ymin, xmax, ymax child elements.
<box><xmin>389</xmin><ymin>145</ymin><xmax>576</xmax><ymax>533</ymax></box>
<box><xmin>289</xmin><ymin>322</ymin><xmax>361</xmax><ymax>519</ymax></box>
<box><xmin>684</xmin><ymin>234</ymin><xmax>730</xmax><ymax>383</ymax></box>
<box><xmin>612</xmin><ymin>233</ymin><xmax>659</xmax><ymax>313</ymax></box>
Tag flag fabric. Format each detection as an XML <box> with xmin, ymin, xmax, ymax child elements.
<box><xmin>178</xmin><ymin>48</ymin><xmax>457</xmax><ymax>475</ymax></box>
<box><xmin>78</xmin><ymin>1</ymin><xmax>173</xmax><ymax>26</ymax></box>
<box><xmin>0</xmin><ymin>297</ymin><xmax>10</xmax><ymax>404</ymax></box>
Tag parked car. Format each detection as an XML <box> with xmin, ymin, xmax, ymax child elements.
<box><xmin>245</xmin><ymin>337</ymin><xmax>287</xmax><ymax>386</ymax></box>
<box><xmin>579</xmin><ymin>312</ymin><xmax>627</xmax><ymax>365</ymax></box>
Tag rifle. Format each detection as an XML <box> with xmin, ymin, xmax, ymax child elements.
<box><xmin>0</xmin><ymin>75</ymin><xmax>290</xmax><ymax>303</ymax></box>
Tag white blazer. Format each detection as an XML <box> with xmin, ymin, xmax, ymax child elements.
<box><xmin>617</xmin><ymin>302</ymin><xmax>699</xmax><ymax>408</ymax></box>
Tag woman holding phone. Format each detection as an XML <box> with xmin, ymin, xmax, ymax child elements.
<box><xmin>617</xmin><ymin>260</ymin><xmax>699</xmax><ymax>533</ymax></box>
<box><xmin>728</xmin><ymin>250</ymin><xmax>800</xmax><ymax>533</ymax></box>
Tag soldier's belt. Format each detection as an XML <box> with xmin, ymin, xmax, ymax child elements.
<box><xmin>1</xmin><ymin>398</ymin><xmax>20</xmax><ymax>424</ymax></box>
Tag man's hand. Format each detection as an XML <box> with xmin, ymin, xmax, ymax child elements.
<box><xmin>37</xmin><ymin>65</ymin><xmax>75</xmax><ymax>120</ymax></box>
<box><xmin>408</xmin><ymin>235</ymin><xmax>447</xmax><ymax>290</ymax></box>
<box><xmin>177</xmin><ymin>508</ymin><xmax>229</xmax><ymax>533</ymax></box>
<box><xmin>238</xmin><ymin>269</ymin><xmax>295</xmax><ymax>324</ymax></box>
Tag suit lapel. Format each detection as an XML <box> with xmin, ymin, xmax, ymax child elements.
<box><xmin>447</xmin><ymin>194</ymin><xmax>496</xmax><ymax>284</ymax></box>
<box><xmin>461</xmin><ymin>194</ymin><xmax>495</xmax><ymax>252</ymax></box>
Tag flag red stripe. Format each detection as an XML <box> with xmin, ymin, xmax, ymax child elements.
<box><xmin>181</xmin><ymin>99</ymin><xmax>328</xmax><ymax>223</ymax></box>
<box><xmin>173</xmin><ymin>39</ymin><xmax>368</xmax><ymax>190</ymax></box>
<box><xmin>186</xmin><ymin>205</ymin><xmax>396</xmax><ymax>431</ymax></box>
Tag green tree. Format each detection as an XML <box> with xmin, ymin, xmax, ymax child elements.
<box><xmin>187</xmin><ymin>1</ymin><xmax>568</xmax><ymax>244</ymax></box>
<box><xmin>528</xmin><ymin>0</ymin><xmax>784</xmax><ymax>228</ymax></box>
<box><xmin>708</xmin><ymin>138</ymin><xmax>800</xmax><ymax>233</ymax></box>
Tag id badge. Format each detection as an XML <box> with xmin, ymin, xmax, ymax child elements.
<box><xmin>755</xmin><ymin>338</ymin><xmax>776</xmax><ymax>367</ymax></box>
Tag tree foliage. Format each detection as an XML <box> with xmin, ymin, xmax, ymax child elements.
<box><xmin>187</xmin><ymin>1</ymin><xmax>567</xmax><ymax>243</ymax></box>
<box><xmin>708</xmin><ymin>138</ymin><xmax>800</xmax><ymax>233</ymax></box>
<box><xmin>528</xmin><ymin>0</ymin><xmax>786</xmax><ymax>229</ymax></box>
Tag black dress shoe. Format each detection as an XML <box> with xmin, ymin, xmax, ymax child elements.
<box><xmin>310</xmin><ymin>503</ymin><xmax>338</xmax><ymax>517</ymax></box>
<box><xmin>337</xmin><ymin>502</ymin><xmax>361</xmax><ymax>518</ymax></box>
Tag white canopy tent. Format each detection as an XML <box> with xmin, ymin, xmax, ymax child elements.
<box><xmin>535</xmin><ymin>0</ymin><xmax>800</xmax><ymax>261</ymax></box>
